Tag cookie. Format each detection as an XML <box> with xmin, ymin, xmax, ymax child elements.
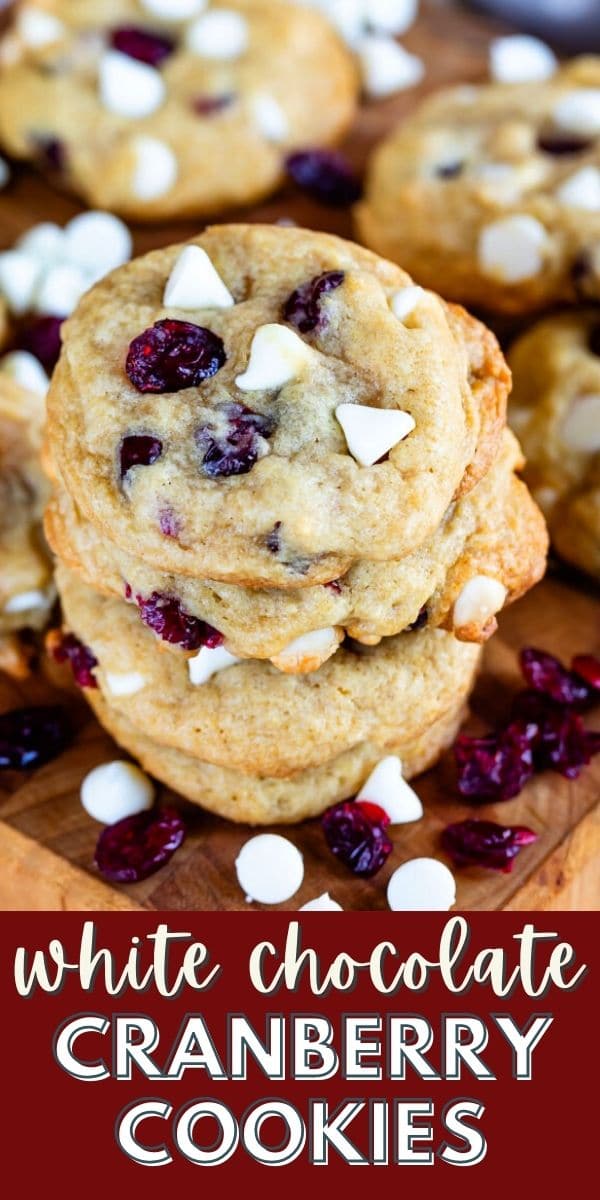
<box><xmin>0</xmin><ymin>0</ymin><xmax>358</xmax><ymax>220</ymax></box>
<box><xmin>88</xmin><ymin>684</ymin><xmax>472</xmax><ymax>824</ymax></box>
<box><xmin>356</xmin><ymin>57</ymin><xmax>600</xmax><ymax>315</ymax></box>
<box><xmin>508</xmin><ymin>310</ymin><xmax>600</xmax><ymax>580</ymax></box>
<box><xmin>0</xmin><ymin>376</ymin><xmax>53</xmax><ymax>635</ymax></box>
<box><xmin>56</xmin><ymin>563</ymin><xmax>481</xmax><ymax>779</ymax></box>
<box><xmin>46</xmin><ymin>225</ymin><xmax>507</xmax><ymax>588</ymax></box>
<box><xmin>45</xmin><ymin>430</ymin><xmax>547</xmax><ymax>663</ymax></box>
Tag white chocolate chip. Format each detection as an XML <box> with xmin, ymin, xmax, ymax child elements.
<box><xmin>163</xmin><ymin>245</ymin><xmax>234</xmax><ymax>310</ymax></box>
<box><xmin>390</xmin><ymin>284</ymin><xmax>425</xmax><ymax>321</ymax></box>
<box><xmin>453</xmin><ymin>575</ymin><xmax>507</xmax><ymax>631</ymax></box>
<box><xmin>335</xmin><ymin>403</ymin><xmax>415</xmax><ymax>466</ymax></box>
<box><xmin>299</xmin><ymin>892</ymin><xmax>343</xmax><ymax>911</ymax></box>
<box><xmin>251</xmin><ymin>93</ymin><xmax>289</xmax><ymax>143</ymax></box>
<box><xmin>0</xmin><ymin>249</ymin><xmax>43</xmax><ymax>315</ymax></box>
<box><xmin>105</xmin><ymin>671</ymin><xmax>147</xmax><ymax>696</ymax></box>
<box><xmin>368</xmin><ymin>0</ymin><xmax>418</xmax><ymax>36</ymax></box>
<box><xmin>80</xmin><ymin>760</ymin><xmax>154</xmax><ymax>824</ymax></box>
<box><xmin>387</xmin><ymin>857</ymin><xmax>456</xmax><ymax>911</ymax></box>
<box><xmin>131</xmin><ymin>136</ymin><xmax>178</xmax><ymax>200</ymax></box>
<box><xmin>63</xmin><ymin>211</ymin><xmax>132</xmax><ymax>281</ymax></box>
<box><xmin>141</xmin><ymin>0</ymin><xmax>208</xmax><ymax>18</ymax></box>
<box><xmin>0</xmin><ymin>156</ymin><xmax>9</xmax><ymax>189</ymax></box>
<box><xmin>17</xmin><ymin>6</ymin><xmax>65</xmax><ymax>48</ymax></box>
<box><xmin>555</xmin><ymin>166</ymin><xmax>600</xmax><ymax>211</ymax></box>
<box><xmin>553</xmin><ymin>89</ymin><xmax>600</xmax><ymax>137</ymax></box>
<box><xmin>17</xmin><ymin>222</ymin><xmax>65</xmax><ymax>266</ymax></box>
<box><xmin>0</xmin><ymin>350</ymin><xmax>49</xmax><ymax>396</ymax></box>
<box><xmin>186</xmin><ymin>10</ymin><xmax>249</xmax><ymax>59</ymax></box>
<box><xmin>33</xmin><ymin>263</ymin><xmax>88</xmax><ymax>317</ymax></box>
<box><xmin>356</xmin><ymin>756</ymin><xmax>423</xmax><ymax>824</ymax></box>
<box><xmin>489</xmin><ymin>35</ymin><xmax>557</xmax><ymax>84</ymax></box>
<box><xmin>270</xmin><ymin>627</ymin><xmax>342</xmax><ymax>674</ymax></box>
<box><xmin>4</xmin><ymin>588</ymin><xmax>52</xmax><ymax>615</ymax></box>
<box><xmin>235</xmin><ymin>834</ymin><xmax>304</xmax><ymax>905</ymax></box>
<box><xmin>561</xmin><ymin>393</ymin><xmax>600</xmax><ymax>454</ymax></box>
<box><xmin>236</xmin><ymin>323</ymin><xmax>315</xmax><ymax>391</ymax></box>
<box><xmin>357</xmin><ymin>35</ymin><xmax>424</xmax><ymax>99</ymax></box>
<box><xmin>478</xmin><ymin>215</ymin><xmax>548</xmax><ymax>283</ymax></box>
<box><xmin>99</xmin><ymin>50</ymin><xmax>166</xmax><ymax>119</ymax></box>
<box><xmin>188</xmin><ymin>644</ymin><xmax>241</xmax><ymax>686</ymax></box>
<box><xmin>316</xmin><ymin>0</ymin><xmax>364</xmax><ymax>47</ymax></box>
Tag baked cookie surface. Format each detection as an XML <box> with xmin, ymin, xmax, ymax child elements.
<box><xmin>0</xmin><ymin>0</ymin><xmax>358</xmax><ymax>220</ymax></box>
<box><xmin>46</xmin><ymin>225</ymin><xmax>508</xmax><ymax>587</ymax></box>
<box><xmin>45</xmin><ymin>430</ymin><xmax>547</xmax><ymax>662</ymax></box>
<box><xmin>508</xmin><ymin>310</ymin><xmax>600</xmax><ymax>580</ymax></box>
<box><xmin>356</xmin><ymin>58</ymin><xmax>600</xmax><ymax>314</ymax></box>
<box><xmin>56</xmin><ymin>564</ymin><xmax>481</xmax><ymax>779</ymax></box>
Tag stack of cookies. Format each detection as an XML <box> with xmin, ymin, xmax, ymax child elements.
<box><xmin>44</xmin><ymin>224</ymin><xmax>547</xmax><ymax>824</ymax></box>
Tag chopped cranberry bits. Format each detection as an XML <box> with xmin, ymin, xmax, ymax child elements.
<box><xmin>0</xmin><ymin>705</ymin><xmax>72</xmax><ymax>770</ymax></box>
<box><xmin>196</xmin><ymin>403</ymin><xmax>276</xmax><ymax>477</ymax></box>
<box><xmin>110</xmin><ymin>25</ymin><xmax>175</xmax><ymax>67</ymax></box>
<box><xmin>131</xmin><ymin>591</ymin><xmax>223</xmax><ymax>652</ymax></box>
<box><xmin>49</xmin><ymin>631</ymin><xmax>98</xmax><ymax>689</ymax></box>
<box><xmin>119</xmin><ymin>434</ymin><xmax>163</xmax><ymax>479</ymax></box>
<box><xmin>286</xmin><ymin>150</ymin><xmax>362</xmax><ymax>207</ymax></box>
<box><xmin>283</xmin><ymin>271</ymin><xmax>344</xmax><ymax>333</ymax></box>
<box><xmin>126</xmin><ymin>320</ymin><xmax>226</xmax><ymax>393</ymax></box>
<box><xmin>95</xmin><ymin>806</ymin><xmax>185</xmax><ymax>883</ymax></box>
<box><xmin>442</xmin><ymin>819</ymin><xmax>537</xmax><ymax>873</ymax></box>
<box><xmin>322</xmin><ymin>799</ymin><xmax>392</xmax><ymax>878</ymax></box>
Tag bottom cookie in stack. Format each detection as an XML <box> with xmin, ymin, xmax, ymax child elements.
<box><xmin>54</xmin><ymin>566</ymin><xmax>481</xmax><ymax>825</ymax></box>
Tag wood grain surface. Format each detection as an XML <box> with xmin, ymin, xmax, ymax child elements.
<box><xmin>0</xmin><ymin>0</ymin><xmax>598</xmax><ymax>910</ymax></box>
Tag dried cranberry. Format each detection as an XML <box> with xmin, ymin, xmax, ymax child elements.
<box><xmin>95</xmin><ymin>806</ymin><xmax>185</xmax><ymax>883</ymax></box>
<box><xmin>441</xmin><ymin>819</ymin><xmax>537</xmax><ymax>873</ymax></box>
<box><xmin>32</xmin><ymin>135</ymin><xmax>66</xmax><ymax>172</ymax></box>
<box><xmin>436</xmin><ymin>161</ymin><xmax>464</xmax><ymax>178</ymax></box>
<box><xmin>110</xmin><ymin>25</ymin><xmax>174</xmax><ymax>66</ymax></box>
<box><xmin>51</xmin><ymin>632</ymin><xmax>98</xmax><ymax>688</ymax></box>
<box><xmin>16</xmin><ymin>315</ymin><xmax>63</xmax><ymax>371</ymax></box>
<box><xmin>0</xmin><ymin>705</ymin><xmax>72</xmax><ymax>770</ymax></box>
<box><xmin>572</xmin><ymin>654</ymin><xmax>600</xmax><ymax>693</ymax></box>
<box><xmin>132</xmin><ymin>591</ymin><xmax>223</xmax><ymax>651</ymax></box>
<box><xmin>534</xmin><ymin>705</ymin><xmax>599</xmax><ymax>778</ymax></box>
<box><xmin>537</xmin><ymin>133</ymin><xmax>592</xmax><ymax>155</ymax></box>
<box><xmin>192</xmin><ymin>93</ymin><xmax>234</xmax><ymax>115</ymax></box>
<box><xmin>455</xmin><ymin>723</ymin><xmax>536</xmax><ymax>802</ymax></box>
<box><xmin>265</xmin><ymin>522</ymin><xmax>282</xmax><ymax>553</ymax></box>
<box><xmin>126</xmin><ymin>320</ymin><xmax>226</xmax><ymax>393</ymax></box>
<box><xmin>408</xmin><ymin>605</ymin><xmax>428</xmax><ymax>632</ymax></box>
<box><xmin>119</xmin><ymin>434</ymin><xmax>163</xmax><ymax>479</ymax></box>
<box><xmin>587</xmin><ymin>325</ymin><xmax>600</xmax><ymax>357</ymax></box>
<box><xmin>285</xmin><ymin>150</ymin><xmax>362</xmax><ymax>207</ymax></box>
<box><xmin>324</xmin><ymin>578</ymin><xmax>342</xmax><ymax>595</ymax></box>
<box><xmin>283</xmin><ymin>271</ymin><xmax>344</xmax><ymax>334</ymax></box>
<box><xmin>520</xmin><ymin>646</ymin><xmax>591</xmax><ymax>707</ymax></box>
<box><xmin>322</xmin><ymin>800</ymin><xmax>392</xmax><ymax>877</ymax></box>
<box><xmin>196</xmin><ymin>403</ymin><xmax>275</xmax><ymax>477</ymax></box>
<box><xmin>158</xmin><ymin>506</ymin><xmax>181</xmax><ymax>538</ymax></box>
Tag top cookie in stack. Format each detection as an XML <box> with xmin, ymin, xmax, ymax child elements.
<box><xmin>44</xmin><ymin>225</ymin><xmax>547</xmax><ymax>822</ymax></box>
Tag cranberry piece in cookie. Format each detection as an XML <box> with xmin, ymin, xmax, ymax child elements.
<box><xmin>283</xmin><ymin>271</ymin><xmax>344</xmax><ymax>333</ymax></box>
<box><xmin>110</xmin><ymin>25</ymin><xmax>175</xmax><ymax>67</ymax></box>
<box><xmin>126</xmin><ymin>320</ymin><xmax>226</xmax><ymax>393</ymax></box>
<box><xmin>119</xmin><ymin>434</ymin><xmax>163</xmax><ymax>479</ymax></box>
<box><xmin>192</xmin><ymin>93</ymin><xmax>235</xmax><ymax>116</ymax></box>
<box><xmin>16</xmin><ymin>315</ymin><xmax>63</xmax><ymax>371</ymax></box>
<box><xmin>132</xmin><ymin>591</ymin><xmax>223</xmax><ymax>652</ymax></box>
<box><xmin>286</xmin><ymin>150</ymin><xmax>362</xmax><ymax>207</ymax></box>
<box><xmin>196</xmin><ymin>403</ymin><xmax>275</xmax><ymax>478</ymax></box>
<box><xmin>49</xmin><ymin>631</ymin><xmax>98</xmax><ymax>689</ymax></box>
<box><xmin>537</xmin><ymin>133</ymin><xmax>593</xmax><ymax>156</ymax></box>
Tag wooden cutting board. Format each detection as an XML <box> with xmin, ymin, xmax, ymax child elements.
<box><xmin>0</xmin><ymin>1</ymin><xmax>599</xmax><ymax>911</ymax></box>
